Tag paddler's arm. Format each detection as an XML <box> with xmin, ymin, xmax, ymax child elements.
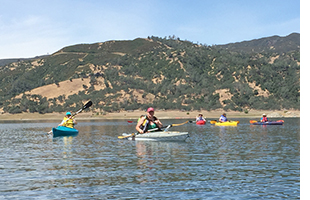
<box><xmin>72</xmin><ymin>116</ymin><xmax>77</xmax><ymax>125</ymax></box>
<box><xmin>136</xmin><ymin>117</ymin><xmax>145</xmax><ymax>134</ymax></box>
<box><xmin>154</xmin><ymin>118</ymin><xmax>163</xmax><ymax>128</ymax></box>
<box><xmin>58</xmin><ymin>119</ymin><xmax>66</xmax><ymax>126</ymax></box>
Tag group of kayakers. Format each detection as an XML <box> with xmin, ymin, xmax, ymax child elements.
<box><xmin>195</xmin><ymin>112</ymin><xmax>269</xmax><ymax>123</ymax></box>
<box><xmin>58</xmin><ymin>108</ymin><xmax>269</xmax><ymax>131</ymax></box>
<box><xmin>196</xmin><ymin>112</ymin><xmax>229</xmax><ymax>123</ymax></box>
<box><xmin>57</xmin><ymin>107</ymin><xmax>164</xmax><ymax>133</ymax></box>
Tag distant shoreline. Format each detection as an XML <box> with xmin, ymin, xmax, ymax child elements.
<box><xmin>0</xmin><ymin>109</ymin><xmax>300</xmax><ymax>121</ymax></box>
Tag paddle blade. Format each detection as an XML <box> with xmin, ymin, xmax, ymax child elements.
<box><xmin>171</xmin><ymin>121</ymin><xmax>189</xmax><ymax>127</ymax></box>
<box><xmin>118</xmin><ymin>133</ymin><xmax>135</xmax><ymax>139</ymax></box>
<box><xmin>83</xmin><ymin>101</ymin><xmax>93</xmax><ymax>110</ymax></box>
<box><xmin>250</xmin><ymin>120</ymin><xmax>257</xmax><ymax>123</ymax></box>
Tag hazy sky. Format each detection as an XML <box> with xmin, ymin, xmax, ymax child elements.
<box><xmin>0</xmin><ymin>0</ymin><xmax>300</xmax><ymax>59</ymax></box>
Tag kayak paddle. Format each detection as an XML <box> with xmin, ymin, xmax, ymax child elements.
<box><xmin>118</xmin><ymin>128</ymin><xmax>159</xmax><ymax>139</ymax></box>
<box><xmin>163</xmin><ymin>120</ymin><xmax>190</xmax><ymax>131</ymax></box>
<box><xmin>72</xmin><ymin>100</ymin><xmax>93</xmax><ymax>117</ymax></box>
<box><xmin>47</xmin><ymin>100</ymin><xmax>93</xmax><ymax>134</ymax></box>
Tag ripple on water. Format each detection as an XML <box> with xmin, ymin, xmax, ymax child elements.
<box><xmin>0</xmin><ymin>119</ymin><xmax>300</xmax><ymax>199</ymax></box>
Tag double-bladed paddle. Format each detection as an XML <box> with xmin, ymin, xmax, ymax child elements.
<box><xmin>47</xmin><ymin>100</ymin><xmax>93</xmax><ymax>134</ymax></box>
<box><xmin>117</xmin><ymin>127</ymin><xmax>159</xmax><ymax>139</ymax></box>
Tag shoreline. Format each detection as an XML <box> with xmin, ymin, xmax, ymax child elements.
<box><xmin>0</xmin><ymin>109</ymin><xmax>300</xmax><ymax>121</ymax></box>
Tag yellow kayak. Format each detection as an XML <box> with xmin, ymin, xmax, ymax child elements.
<box><xmin>214</xmin><ymin>121</ymin><xmax>239</xmax><ymax>126</ymax></box>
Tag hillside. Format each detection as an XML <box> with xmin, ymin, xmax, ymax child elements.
<box><xmin>217</xmin><ymin>33</ymin><xmax>300</xmax><ymax>53</ymax></box>
<box><xmin>0</xmin><ymin>34</ymin><xmax>300</xmax><ymax>114</ymax></box>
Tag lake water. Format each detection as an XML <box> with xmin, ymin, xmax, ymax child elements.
<box><xmin>0</xmin><ymin>118</ymin><xmax>300</xmax><ymax>199</ymax></box>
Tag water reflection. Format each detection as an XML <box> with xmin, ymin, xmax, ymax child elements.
<box><xmin>134</xmin><ymin>141</ymin><xmax>189</xmax><ymax>184</ymax></box>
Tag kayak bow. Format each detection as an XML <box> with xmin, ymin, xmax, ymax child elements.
<box><xmin>52</xmin><ymin>126</ymin><xmax>79</xmax><ymax>137</ymax></box>
<box><xmin>196</xmin><ymin>120</ymin><xmax>206</xmax><ymax>125</ymax></box>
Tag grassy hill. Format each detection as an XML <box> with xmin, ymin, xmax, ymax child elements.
<box><xmin>0</xmin><ymin>34</ymin><xmax>300</xmax><ymax>114</ymax></box>
<box><xmin>217</xmin><ymin>33</ymin><xmax>300</xmax><ymax>53</ymax></box>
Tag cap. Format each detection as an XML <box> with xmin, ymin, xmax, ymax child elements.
<box><xmin>66</xmin><ymin>112</ymin><xmax>72</xmax><ymax>116</ymax></box>
<box><xmin>147</xmin><ymin>107</ymin><xmax>154</xmax><ymax>112</ymax></box>
<box><xmin>262</xmin><ymin>113</ymin><xmax>266</xmax><ymax>116</ymax></box>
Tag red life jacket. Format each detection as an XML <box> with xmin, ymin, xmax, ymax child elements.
<box><xmin>262</xmin><ymin>117</ymin><xmax>268</xmax><ymax>122</ymax></box>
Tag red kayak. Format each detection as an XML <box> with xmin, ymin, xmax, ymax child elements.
<box><xmin>196</xmin><ymin>120</ymin><xmax>206</xmax><ymax>125</ymax></box>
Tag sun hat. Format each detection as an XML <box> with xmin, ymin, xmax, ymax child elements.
<box><xmin>66</xmin><ymin>112</ymin><xmax>72</xmax><ymax>116</ymax></box>
<box><xmin>147</xmin><ymin>107</ymin><xmax>154</xmax><ymax>112</ymax></box>
<box><xmin>262</xmin><ymin>113</ymin><xmax>266</xmax><ymax>116</ymax></box>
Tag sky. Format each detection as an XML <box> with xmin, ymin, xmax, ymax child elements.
<box><xmin>0</xmin><ymin>0</ymin><xmax>301</xmax><ymax>59</ymax></box>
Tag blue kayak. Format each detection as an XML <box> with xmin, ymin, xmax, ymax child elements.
<box><xmin>251</xmin><ymin>121</ymin><xmax>284</xmax><ymax>125</ymax></box>
<box><xmin>52</xmin><ymin>126</ymin><xmax>79</xmax><ymax>137</ymax></box>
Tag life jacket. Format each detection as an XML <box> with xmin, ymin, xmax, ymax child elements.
<box><xmin>62</xmin><ymin>117</ymin><xmax>75</xmax><ymax>128</ymax></box>
<box><xmin>196</xmin><ymin>116</ymin><xmax>204</xmax><ymax>121</ymax></box>
<box><xmin>139</xmin><ymin>115</ymin><xmax>159</xmax><ymax>132</ymax></box>
<box><xmin>220</xmin><ymin>115</ymin><xmax>227</xmax><ymax>122</ymax></box>
<box><xmin>261</xmin><ymin>117</ymin><xmax>268</xmax><ymax>122</ymax></box>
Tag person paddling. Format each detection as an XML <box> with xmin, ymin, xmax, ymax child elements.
<box><xmin>58</xmin><ymin>112</ymin><xmax>77</xmax><ymax>128</ymax></box>
<box><xmin>136</xmin><ymin>107</ymin><xmax>163</xmax><ymax>134</ymax></box>
<box><xmin>219</xmin><ymin>113</ymin><xmax>228</xmax><ymax>122</ymax></box>
<box><xmin>260</xmin><ymin>114</ymin><xmax>269</xmax><ymax>122</ymax></box>
<box><xmin>196</xmin><ymin>114</ymin><xmax>206</xmax><ymax>122</ymax></box>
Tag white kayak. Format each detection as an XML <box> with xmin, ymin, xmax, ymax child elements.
<box><xmin>122</xmin><ymin>131</ymin><xmax>189</xmax><ymax>141</ymax></box>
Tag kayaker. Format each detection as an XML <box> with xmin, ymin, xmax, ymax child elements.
<box><xmin>219</xmin><ymin>113</ymin><xmax>228</xmax><ymax>122</ymax></box>
<box><xmin>260</xmin><ymin>114</ymin><xmax>269</xmax><ymax>122</ymax></box>
<box><xmin>137</xmin><ymin>115</ymin><xmax>144</xmax><ymax>122</ymax></box>
<box><xmin>58</xmin><ymin>112</ymin><xmax>77</xmax><ymax>128</ymax></box>
<box><xmin>196</xmin><ymin>114</ymin><xmax>206</xmax><ymax>122</ymax></box>
<box><xmin>136</xmin><ymin>107</ymin><xmax>163</xmax><ymax>134</ymax></box>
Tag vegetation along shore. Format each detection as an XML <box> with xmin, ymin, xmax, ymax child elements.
<box><xmin>0</xmin><ymin>109</ymin><xmax>299</xmax><ymax>121</ymax></box>
<box><xmin>0</xmin><ymin>33</ymin><xmax>299</xmax><ymax>117</ymax></box>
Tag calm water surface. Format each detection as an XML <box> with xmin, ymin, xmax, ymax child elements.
<box><xmin>0</xmin><ymin>118</ymin><xmax>299</xmax><ymax>199</ymax></box>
